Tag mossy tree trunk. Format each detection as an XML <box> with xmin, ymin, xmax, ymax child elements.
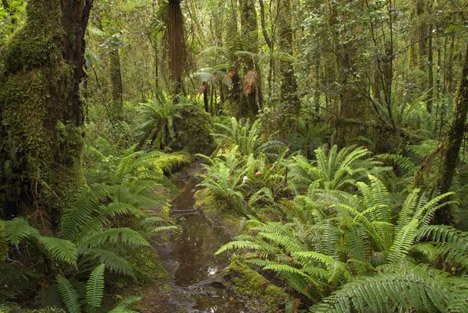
<box><xmin>434</xmin><ymin>43</ymin><xmax>468</xmax><ymax>225</ymax></box>
<box><xmin>239</xmin><ymin>0</ymin><xmax>260</xmax><ymax>118</ymax></box>
<box><xmin>328</xmin><ymin>1</ymin><xmax>372</xmax><ymax>147</ymax></box>
<box><xmin>277</xmin><ymin>0</ymin><xmax>300</xmax><ymax>132</ymax></box>
<box><xmin>0</xmin><ymin>0</ymin><xmax>92</xmax><ymax>227</ymax></box>
<box><xmin>109</xmin><ymin>46</ymin><xmax>124</xmax><ymax>121</ymax></box>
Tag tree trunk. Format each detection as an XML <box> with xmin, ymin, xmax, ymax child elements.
<box><xmin>239</xmin><ymin>0</ymin><xmax>260</xmax><ymax>118</ymax></box>
<box><xmin>109</xmin><ymin>47</ymin><xmax>124</xmax><ymax>121</ymax></box>
<box><xmin>328</xmin><ymin>0</ymin><xmax>371</xmax><ymax>147</ymax></box>
<box><xmin>278</xmin><ymin>0</ymin><xmax>300</xmax><ymax>131</ymax></box>
<box><xmin>434</xmin><ymin>43</ymin><xmax>468</xmax><ymax>225</ymax></box>
<box><xmin>0</xmin><ymin>0</ymin><xmax>92</xmax><ymax>226</ymax></box>
<box><xmin>165</xmin><ymin>0</ymin><xmax>188</xmax><ymax>94</ymax></box>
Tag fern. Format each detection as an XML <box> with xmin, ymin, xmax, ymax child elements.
<box><xmin>37</xmin><ymin>236</ymin><xmax>77</xmax><ymax>267</ymax></box>
<box><xmin>86</xmin><ymin>264</ymin><xmax>105</xmax><ymax>309</ymax></box>
<box><xmin>4</xmin><ymin>217</ymin><xmax>39</xmax><ymax>246</ymax></box>
<box><xmin>107</xmin><ymin>296</ymin><xmax>142</xmax><ymax>313</ymax></box>
<box><xmin>57</xmin><ymin>275</ymin><xmax>81</xmax><ymax>313</ymax></box>
<box><xmin>79</xmin><ymin>228</ymin><xmax>149</xmax><ymax>249</ymax></box>
<box><xmin>79</xmin><ymin>248</ymin><xmax>135</xmax><ymax>277</ymax></box>
<box><xmin>311</xmin><ymin>265</ymin><xmax>458</xmax><ymax>313</ymax></box>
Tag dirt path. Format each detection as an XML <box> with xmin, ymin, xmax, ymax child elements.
<box><xmin>138</xmin><ymin>165</ymin><xmax>250</xmax><ymax>313</ymax></box>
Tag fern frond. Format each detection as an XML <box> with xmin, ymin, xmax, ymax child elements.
<box><xmin>215</xmin><ymin>239</ymin><xmax>276</xmax><ymax>255</ymax></box>
<box><xmin>417</xmin><ymin>225</ymin><xmax>467</xmax><ymax>245</ymax></box>
<box><xmin>311</xmin><ymin>265</ymin><xmax>455</xmax><ymax>313</ymax></box>
<box><xmin>86</xmin><ymin>264</ymin><xmax>105</xmax><ymax>308</ymax></box>
<box><xmin>4</xmin><ymin>218</ymin><xmax>39</xmax><ymax>246</ymax></box>
<box><xmin>57</xmin><ymin>275</ymin><xmax>81</xmax><ymax>313</ymax></box>
<box><xmin>79</xmin><ymin>248</ymin><xmax>135</xmax><ymax>277</ymax></box>
<box><xmin>37</xmin><ymin>236</ymin><xmax>77</xmax><ymax>267</ymax></box>
<box><xmin>79</xmin><ymin>228</ymin><xmax>149</xmax><ymax>249</ymax></box>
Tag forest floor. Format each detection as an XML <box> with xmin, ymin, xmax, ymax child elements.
<box><xmin>133</xmin><ymin>164</ymin><xmax>260</xmax><ymax>313</ymax></box>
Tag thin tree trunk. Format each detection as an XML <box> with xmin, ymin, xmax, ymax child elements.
<box><xmin>435</xmin><ymin>43</ymin><xmax>468</xmax><ymax>225</ymax></box>
<box><xmin>278</xmin><ymin>0</ymin><xmax>300</xmax><ymax>125</ymax></box>
<box><xmin>109</xmin><ymin>47</ymin><xmax>123</xmax><ymax>121</ymax></box>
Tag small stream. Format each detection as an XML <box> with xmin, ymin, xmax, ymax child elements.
<box><xmin>149</xmin><ymin>168</ymin><xmax>251</xmax><ymax>313</ymax></box>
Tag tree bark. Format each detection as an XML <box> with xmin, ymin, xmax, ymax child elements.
<box><xmin>239</xmin><ymin>0</ymin><xmax>260</xmax><ymax>117</ymax></box>
<box><xmin>165</xmin><ymin>0</ymin><xmax>188</xmax><ymax>94</ymax></box>
<box><xmin>278</xmin><ymin>0</ymin><xmax>300</xmax><ymax>131</ymax></box>
<box><xmin>0</xmin><ymin>0</ymin><xmax>92</xmax><ymax>226</ymax></box>
<box><xmin>435</xmin><ymin>43</ymin><xmax>468</xmax><ymax>225</ymax></box>
<box><xmin>109</xmin><ymin>47</ymin><xmax>124</xmax><ymax>121</ymax></box>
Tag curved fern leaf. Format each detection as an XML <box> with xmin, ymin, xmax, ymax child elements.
<box><xmin>311</xmin><ymin>265</ymin><xmax>455</xmax><ymax>313</ymax></box>
<box><xmin>4</xmin><ymin>218</ymin><xmax>39</xmax><ymax>246</ymax></box>
<box><xmin>86</xmin><ymin>264</ymin><xmax>105</xmax><ymax>308</ymax></box>
<box><xmin>38</xmin><ymin>236</ymin><xmax>77</xmax><ymax>267</ymax></box>
<box><xmin>57</xmin><ymin>275</ymin><xmax>81</xmax><ymax>313</ymax></box>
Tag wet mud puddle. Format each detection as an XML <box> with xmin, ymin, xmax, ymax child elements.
<box><xmin>153</xmin><ymin>171</ymin><xmax>250</xmax><ymax>313</ymax></box>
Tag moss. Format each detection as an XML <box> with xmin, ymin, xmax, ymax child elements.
<box><xmin>0</xmin><ymin>0</ymin><xmax>84</xmax><ymax>221</ymax></box>
<box><xmin>225</xmin><ymin>260</ymin><xmax>289</xmax><ymax>312</ymax></box>
<box><xmin>3</xmin><ymin>0</ymin><xmax>63</xmax><ymax>74</ymax></box>
<box><xmin>128</xmin><ymin>246</ymin><xmax>167</xmax><ymax>283</ymax></box>
<box><xmin>171</xmin><ymin>105</ymin><xmax>215</xmax><ymax>154</ymax></box>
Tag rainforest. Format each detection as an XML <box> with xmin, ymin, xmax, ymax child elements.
<box><xmin>0</xmin><ymin>0</ymin><xmax>467</xmax><ymax>312</ymax></box>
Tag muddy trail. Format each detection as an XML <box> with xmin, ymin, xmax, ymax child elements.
<box><xmin>140</xmin><ymin>165</ymin><xmax>251</xmax><ymax>313</ymax></box>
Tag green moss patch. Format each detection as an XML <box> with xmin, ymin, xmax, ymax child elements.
<box><xmin>224</xmin><ymin>260</ymin><xmax>289</xmax><ymax>312</ymax></box>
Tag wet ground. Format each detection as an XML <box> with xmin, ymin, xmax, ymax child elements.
<box><xmin>139</xmin><ymin>166</ymin><xmax>251</xmax><ymax>313</ymax></box>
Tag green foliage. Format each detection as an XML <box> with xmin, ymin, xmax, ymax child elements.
<box><xmin>136</xmin><ymin>91</ymin><xmax>193</xmax><ymax>150</ymax></box>
<box><xmin>198</xmin><ymin>143</ymin><xmax>289</xmax><ymax>214</ymax></box>
<box><xmin>288</xmin><ymin>145</ymin><xmax>389</xmax><ymax>193</ymax></box>
<box><xmin>57</xmin><ymin>264</ymin><xmax>140</xmax><ymax>313</ymax></box>
<box><xmin>311</xmin><ymin>265</ymin><xmax>465</xmax><ymax>313</ymax></box>
<box><xmin>3</xmin><ymin>218</ymin><xmax>77</xmax><ymax>267</ymax></box>
<box><xmin>57</xmin><ymin>275</ymin><xmax>80</xmax><ymax>313</ymax></box>
<box><xmin>86</xmin><ymin>264</ymin><xmax>105</xmax><ymax>309</ymax></box>
<box><xmin>212</xmin><ymin>117</ymin><xmax>279</xmax><ymax>156</ymax></box>
<box><xmin>216</xmin><ymin>170</ymin><xmax>464</xmax><ymax>307</ymax></box>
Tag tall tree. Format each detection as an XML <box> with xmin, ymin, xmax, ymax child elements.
<box><xmin>0</xmin><ymin>0</ymin><xmax>92</xmax><ymax>226</ymax></box>
<box><xmin>435</xmin><ymin>43</ymin><xmax>468</xmax><ymax>225</ymax></box>
<box><xmin>277</xmin><ymin>0</ymin><xmax>300</xmax><ymax>130</ymax></box>
<box><xmin>239</xmin><ymin>0</ymin><xmax>260</xmax><ymax>117</ymax></box>
<box><xmin>328</xmin><ymin>0</ymin><xmax>372</xmax><ymax>147</ymax></box>
<box><xmin>164</xmin><ymin>0</ymin><xmax>189</xmax><ymax>94</ymax></box>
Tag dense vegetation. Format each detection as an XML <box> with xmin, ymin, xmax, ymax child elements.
<box><xmin>0</xmin><ymin>0</ymin><xmax>467</xmax><ymax>312</ymax></box>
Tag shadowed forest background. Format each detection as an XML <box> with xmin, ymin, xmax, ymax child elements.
<box><xmin>0</xmin><ymin>0</ymin><xmax>467</xmax><ymax>312</ymax></box>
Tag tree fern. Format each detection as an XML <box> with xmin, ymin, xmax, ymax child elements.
<box><xmin>86</xmin><ymin>264</ymin><xmax>105</xmax><ymax>309</ymax></box>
